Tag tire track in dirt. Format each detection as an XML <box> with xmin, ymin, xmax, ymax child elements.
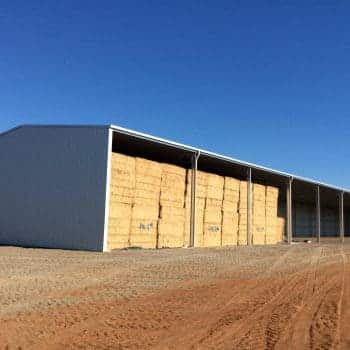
<box><xmin>230</xmin><ymin>247</ymin><xmax>323</xmax><ymax>350</ymax></box>
<box><xmin>275</xmin><ymin>246</ymin><xmax>324</xmax><ymax>349</ymax></box>
<box><xmin>2</xmin><ymin>244</ymin><xmax>350</xmax><ymax>350</ymax></box>
<box><xmin>266</xmin><ymin>246</ymin><xmax>323</xmax><ymax>350</ymax></box>
<box><xmin>150</xmin><ymin>247</ymin><xmax>298</xmax><ymax>349</ymax></box>
<box><xmin>305</xmin><ymin>246</ymin><xmax>345</xmax><ymax>350</ymax></box>
<box><xmin>276</xmin><ymin>245</ymin><xmax>345</xmax><ymax>350</ymax></box>
<box><xmin>338</xmin><ymin>250</ymin><xmax>350</xmax><ymax>350</ymax></box>
<box><xmin>178</xmin><ymin>247</ymin><xmax>317</xmax><ymax>349</ymax></box>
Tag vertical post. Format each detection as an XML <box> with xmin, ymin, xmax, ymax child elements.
<box><xmin>190</xmin><ymin>152</ymin><xmax>200</xmax><ymax>247</ymax></box>
<box><xmin>316</xmin><ymin>185</ymin><xmax>321</xmax><ymax>243</ymax></box>
<box><xmin>286</xmin><ymin>177</ymin><xmax>293</xmax><ymax>244</ymax></box>
<box><xmin>339</xmin><ymin>191</ymin><xmax>344</xmax><ymax>243</ymax></box>
<box><xmin>247</xmin><ymin>167</ymin><xmax>252</xmax><ymax>246</ymax></box>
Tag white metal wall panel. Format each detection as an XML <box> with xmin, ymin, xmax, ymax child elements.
<box><xmin>0</xmin><ymin>126</ymin><xmax>109</xmax><ymax>251</ymax></box>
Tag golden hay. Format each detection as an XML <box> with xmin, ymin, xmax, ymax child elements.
<box><xmin>160</xmin><ymin>206</ymin><xmax>185</xmax><ymax>220</ymax></box>
<box><xmin>203</xmin><ymin>223</ymin><xmax>222</xmax><ymax>247</ymax></box>
<box><xmin>222</xmin><ymin>201</ymin><xmax>238</xmax><ymax>212</ymax></box>
<box><xmin>162</xmin><ymin>163</ymin><xmax>187</xmax><ymax>176</ymax></box>
<box><xmin>109</xmin><ymin>203</ymin><xmax>132</xmax><ymax>219</ymax></box>
<box><xmin>204</xmin><ymin>208</ymin><xmax>222</xmax><ymax>223</ymax></box>
<box><xmin>224</xmin><ymin>177</ymin><xmax>240</xmax><ymax>191</ymax></box>
<box><xmin>206</xmin><ymin>198</ymin><xmax>223</xmax><ymax>208</ymax></box>
<box><xmin>207</xmin><ymin>185</ymin><xmax>224</xmax><ymax>200</ymax></box>
<box><xmin>160</xmin><ymin>198</ymin><xmax>185</xmax><ymax>208</ymax></box>
<box><xmin>185</xmin><ymin>183</ymin><xmax>207</xmax><ymax>199</ymax></box>
<box><xmin>132</xmin><ymin>204</ymin><xmax>159</xmax><ymax>220</ymax></box>
<box><xmin>223</xmin><ymin>189</ymin><xmax>240</xmax><ymax>202</ymax></box>
<box><xmin>207</xmin><ymin>173</ymin><xmax>224</xmax><ymax>188</ymax></box>
<box><xmin>135</xmin><ymin>174</ymin><xmax>162</xmax><ymax>186</ymax></box>
<box><xmin>129</xmin><ymin>219</ymin><xmax>158</xmax><ymax>248</ymax></box>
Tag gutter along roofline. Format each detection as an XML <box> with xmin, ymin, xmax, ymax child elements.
<box><xmin>109</xmin><ymin>124</ymin><xmax>350</xmax><ymax>194</ymax></box>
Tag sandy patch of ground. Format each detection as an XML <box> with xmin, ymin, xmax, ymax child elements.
<box><xmin>1</xmin><ymin>242</ymin><xmax>350</xmax><ymax>349</ymax></box>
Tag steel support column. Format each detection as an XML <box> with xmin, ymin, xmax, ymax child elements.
<box><xmin>316</xmin><ymin>185</ymin><xmax>321</xmax><ymax>243</ymax></box>
<box><xmin>286</xmin><ymin>177</ymin><xmax>293</xmax><ymax>244</ymax></box>
<box><xmin>339</xmin><ymin>191</ymin><xmax>344</xmax><ymax>243</ymax></box>
<box><xmin>190</xmin><ymin>151</ymin><xmax>200</xmax><ymax>247</ymax></box>
<box><xmin>247</xmin><ymin>167</ymin><xmax>252</xmax><ymax>246</ymax></box>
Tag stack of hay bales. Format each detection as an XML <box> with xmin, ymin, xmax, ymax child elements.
<box><xmin>157</xmin><ymin>163</ymin><xmax>186</xmax><ymax>248</ymax></box>
<box><xmin>221</xmin><ymin>177</ymin><xmax>239</xmax><ymax>246</ymax></box>
<box><xmin>108</xmin><ymin>153</ymin><xmax>135</xmax><ymax>249</ymax></box>
<box><xmin>129</xmin><ymin>158</ymin><xmax>161</xmax><ymax>248</ymax></box>
<box><xmin>265</xmin><ymin>186</ymin><xmax>280</xmax><ymax>244</ymax></box>
<box><xmin>203</xmin><ymin>174</ymin><xmax>224</xmax><ymax>247</ymax></box>
<box><xmin>276</xmin><ymin>216</ymin><xmax>286</xmax><ymax>242</ymax></box>
<box><xmin>238</xmin><ymin>180</ymin><xmax>249</xmax><ymax>245</ymax></box>
<box><xmin>108</xmin><ymin>151</ymin><xmax>283</xmax><ymax>249</ymax></box>
<box><xmin>252</xmin><ymin>184</ymin><xmax>266</xmax><ymax>245</ymax></box>
<box><xmin>184</xmin><ymin>170</ymin><xmax>206</xmax><ymax>247</ymax></box>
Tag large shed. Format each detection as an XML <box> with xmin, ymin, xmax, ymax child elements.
<box><xmin>0</xmin><ymin>124</ymin><xmax>348</xmax><ymax>251</ymax></box>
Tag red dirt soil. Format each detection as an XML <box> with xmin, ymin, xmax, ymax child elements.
<box><xmin>1</xmin><ymin>243</ymin><xmax>350</xmax><ymax>349</ymax></box>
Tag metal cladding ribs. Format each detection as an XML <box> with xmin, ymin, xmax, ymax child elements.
<box><xmin>108</xmin><ymin>152</ymin><xmax>284</xmax><ymax>250</ymax></box>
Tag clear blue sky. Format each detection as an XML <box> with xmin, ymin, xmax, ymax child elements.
<box><xmin>1</xmin><ymin>1</ymin><xmax>349</xmax><ymax>187</ymax></box>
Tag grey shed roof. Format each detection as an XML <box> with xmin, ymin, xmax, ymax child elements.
<box><xmin>1</xmin><ymin>124</ymin><xmax>349</xmax><ymax>195</ymax></box>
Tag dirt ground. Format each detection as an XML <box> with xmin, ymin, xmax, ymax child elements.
<box><xmin>1</xmin><ymin>241</ymin><xmax>350</xmax><ymax>349</ymax></box>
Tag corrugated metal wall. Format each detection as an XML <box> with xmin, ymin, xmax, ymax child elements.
<box><xmin>0</xmin><ymin>126</ymin><xmax>109</xmax><ymax>251</ymax></box>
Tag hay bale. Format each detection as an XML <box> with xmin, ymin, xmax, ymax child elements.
<box><xmin>109</xmin><ymin>203</ymin><xmax>132</xmax><ymax>219</ymax></box>
<box><xmin>129</xmin><ymin>219</ymin><xmax>158</xmax><ymax>248</ymax></box>
<box><xmin>186</xmin><ymin>170</ymin><xmax>208</xmax><ymax>187</ymax></box>
<box><xmin>222</xmin><ymin>200</ymin><xmax>238</xmax><ymax>212</ymax></box>
<box><xmin>222</xmin><ymin>212</ymin><xmax>238</xmax><ymax>246</ymax></box>
<box><xmin>109</xmin><ymin>196</ymin><xmax>134</xmax><ymax>206</ymax></box>
<box><xmin>162</xmin><ymin>163</ymin><xmax>186</xmax><ymax>176</ymax></box>
<box><xmin>207</xmin><ymin>185</ymin><xmax>224</xmax><ymax>201</ymax></box>
<box><xmin>266</xmin><ymin>186</ymin><xmax>279</xmax><ymax>196</ymax></box>
<box><xmin>185</xmin><ymin>183</ymin><xmax>207</xmax><ymax>199</ymax></box>
<box><xmin>157</xmin><ymin>220</ymin><xmax>185</xmax><ymax>248</ymax></box>
<box><xmin>134</xmin><ymin>189</ymin><xmax>160</xmax><ymax>201</ymax></box>
<box><xmin>135</xmin><ymin>182</ymin><xmax>160</xmax><ymax>192</ymax></box>
<box><xmin>110</xmin><ymin>171</ymin><xmax>135</xmax><ymax>183</ymax></box>
<box><xmin>132</xmin><ymin>204</ymin><xmax>159</xmax><ymax>220</ymax></box>
<box><xmin>207</xmin><ymin>173</ymin><xmax>224</xmax><ymax>188</ymax></box>
<box><xmin>108</xmin><ymin>217</ymin><xmax>131</xmax><ymax>249</ymax></box>
<box><xmin>239</xmin><ymin>180</ymin><xmax>248</xmax><ymax>194</ymax></box>
<box><xmin>184</xmin><ymin>196</ymin><xmax>206</xmax><ymax>210</ymax></box>
<box><xmin>135</xmin><ymin>173</ymin><xmax>162</xmax><ymax>186</ymax></box>
<box><xmin>136</xmin><ymin>158</ymin><xmax>162</xmax><ymax>176</ymax></box>
<box><xmin>206</xmin><ymin>198</ymin><xmax>223</xmax><ymax>208</ymax></box>
<box><xmin>276</xmin><ymin>217</ymin><xmax>285</xmax><ymax>241</ymax></box>
<box><xmin>111</xmin><ymin>152</ymin><xmax>135</xmax><ymax>166</ymax></box>
<box><xmin>252</xmin><ymin>233</ymin><xmax>265</xmax><ymax>245</ymax></box>
<box><xmin>222</xmin><ymin>211</ymin><xmax>239</xmax><ymax>225</ymax></box>
<box><xmin>223</xmin><ymin>189</ymin><xmax>240</xmax><ymax>202</ymax></box>
<box><xmin>203</xmin><ymin>223</ymin><xmax>222</xmax><ymax>247</ymax></box>
<box><xmin>160</xmin><ymin>199</ymin><xmax>185</xmax><ymax>208</ymax></box>
<box><xmin>160</xmin><ymin>191</ymin><xmax>184</xmax><ymax>202</ymax></box>
<box><xmin>160</xmin><ymin>206</ymin><xmax>185</xmax><ymax>220</ymax></box>
<box><xmin>238</xmin><ymin>229</ymin><xmax>247</xmax><ymax>245</ymax></box>
<box><xmin>266</xmin><ymin>207</ymin><xmax>278</xmax><ymax>216</ymax></box>
<box><xmin>253</xmin><ymin>183</ymin><xmax>265</xmax><ymax>193</ymax></box>
<box><xmin>110</xmin><ymin>186</ymin><xmax>134</xmax><ymax>198</ymax></box>
<box><xmin>204</xmin><ymin>208</ymin><xmax>222</xmax><ymax>223</ymax></box>
<box><xmin>224</xmin><ymin>177</ymin><xmax>240</xmax><ymax>191</ymax></box>
<box><xmin>133</xmin><ymin>197</ymin><xmax>159</xmax><ymax>206</ymax></box>
<box><xmin>161</xmin><ymin>171</ymin><xmax>186</xmax><ymax>188</ymax></box>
